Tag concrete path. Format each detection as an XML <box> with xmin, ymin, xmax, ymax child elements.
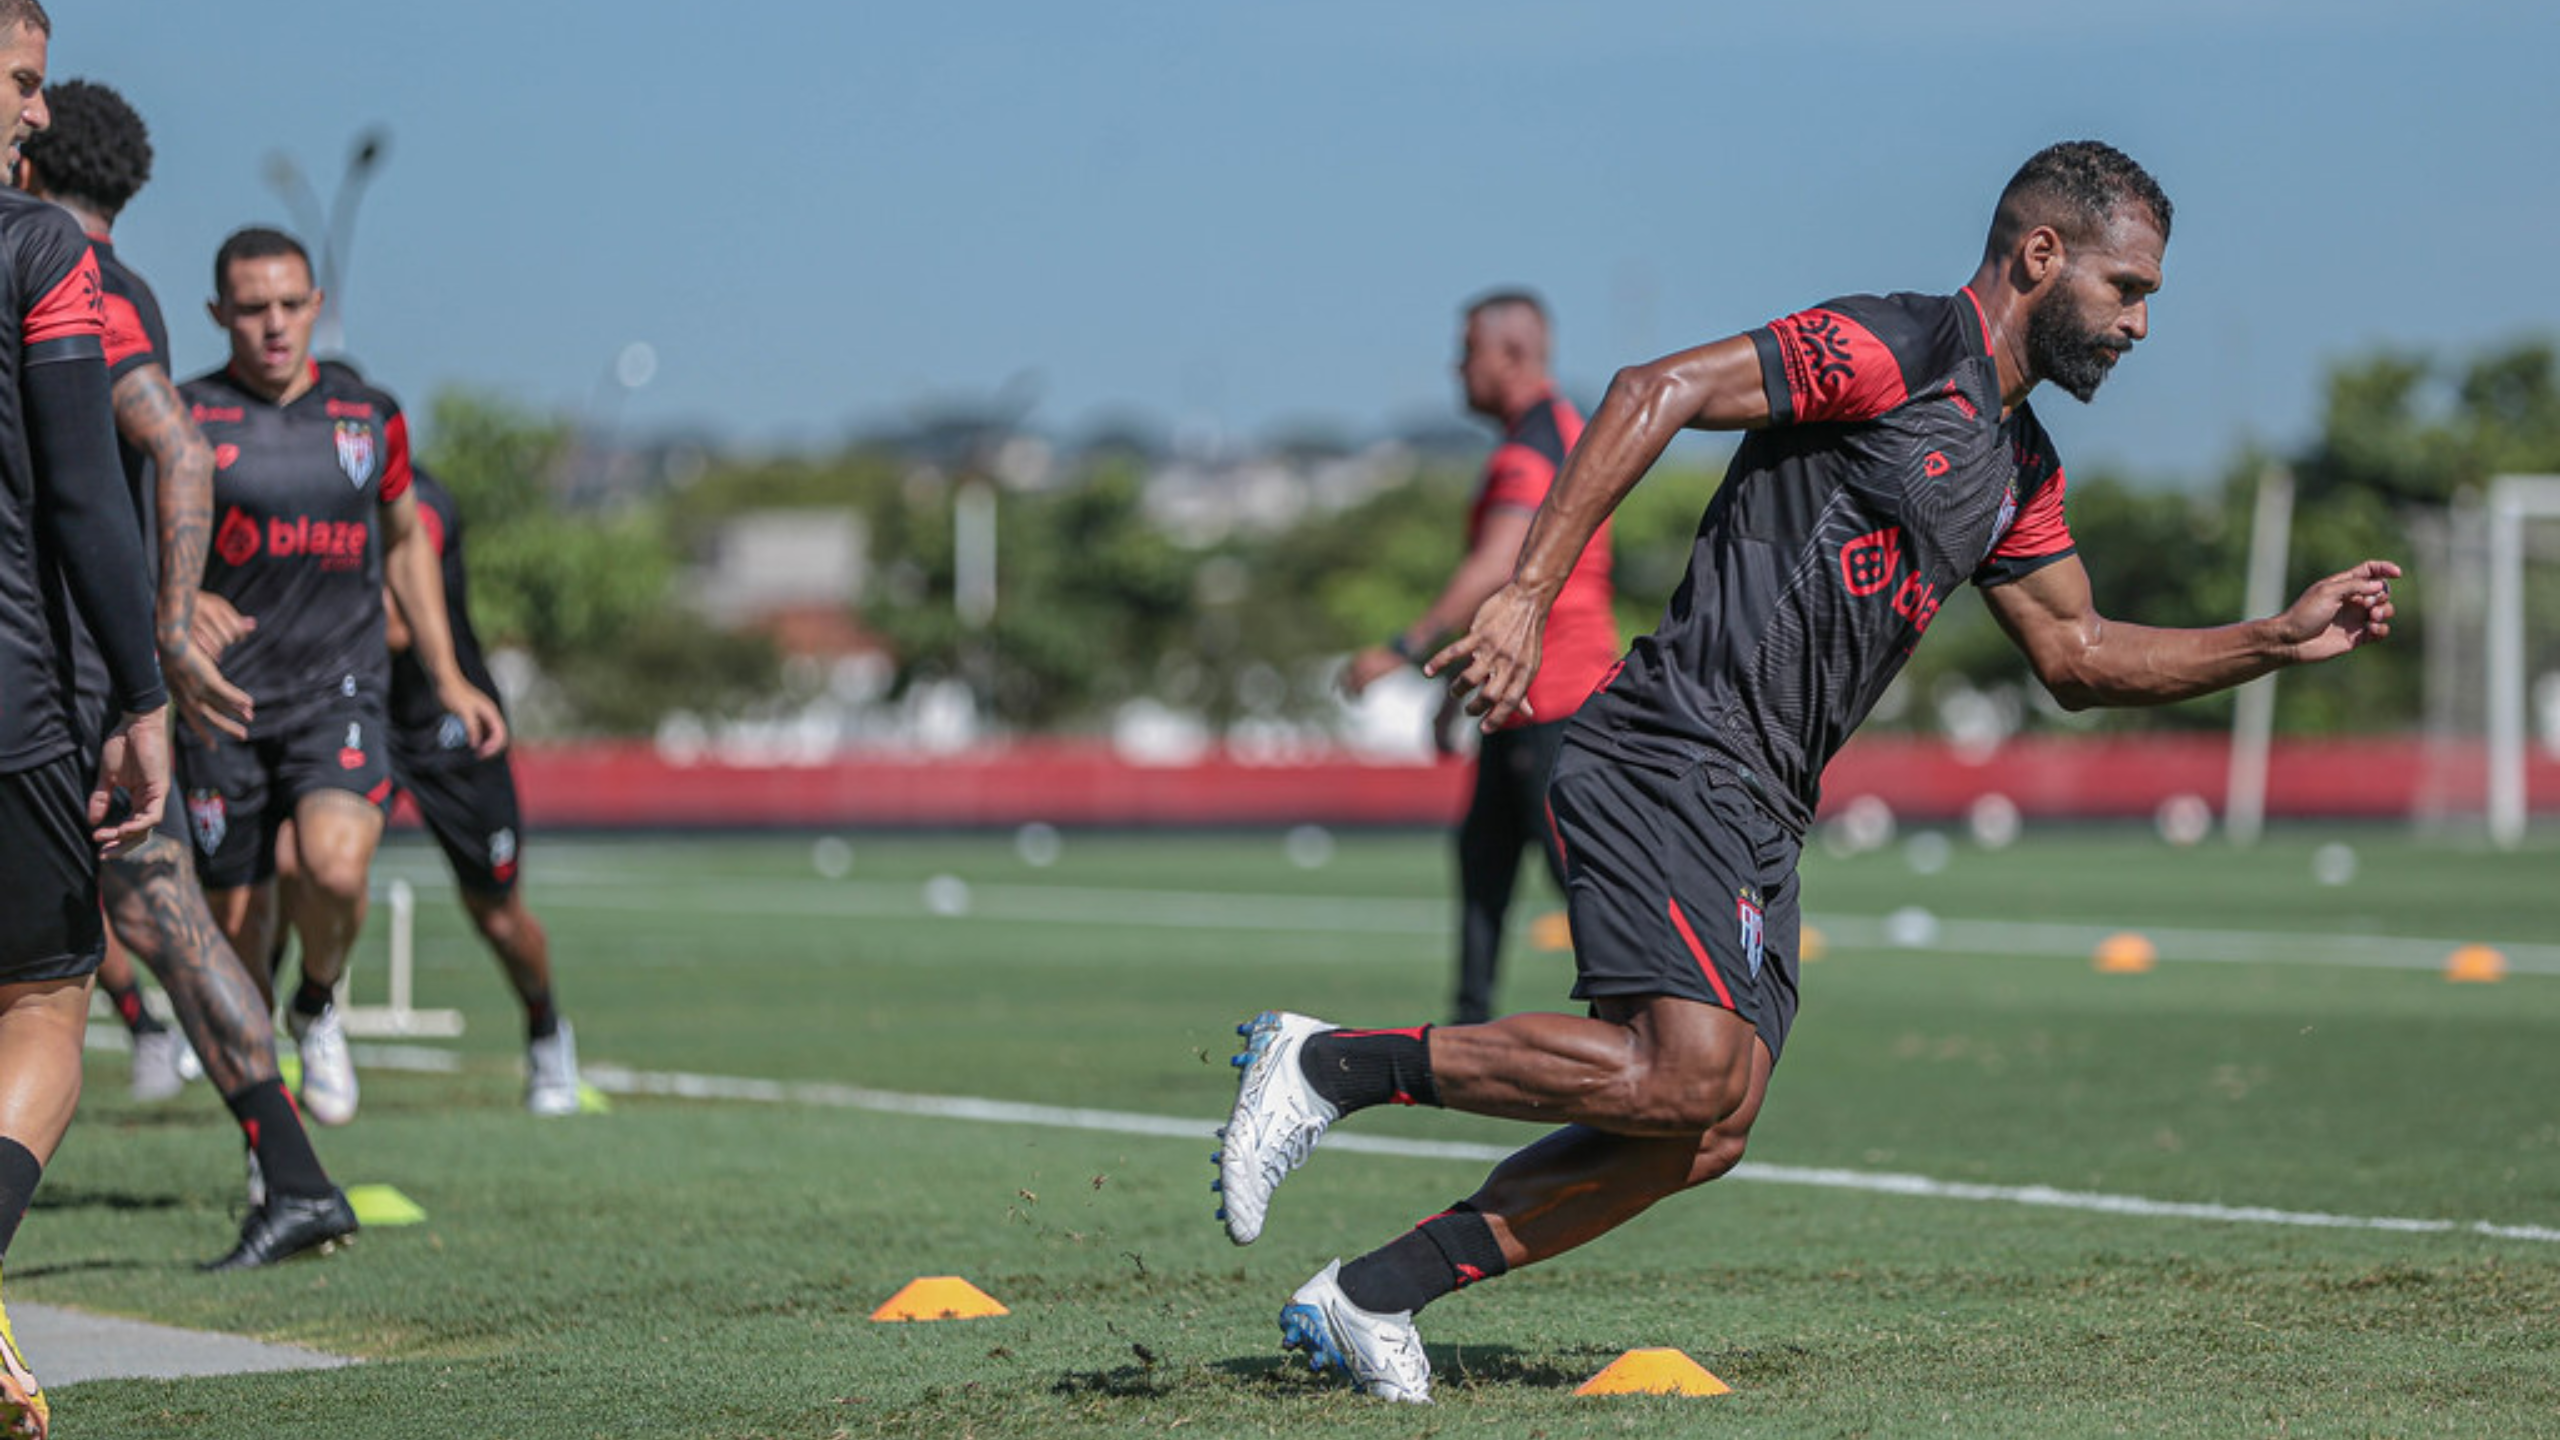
<box><xmin>12</xmin><ymin>1303</ymin><xmax>353</xmax><ymax>1387</ymax></box>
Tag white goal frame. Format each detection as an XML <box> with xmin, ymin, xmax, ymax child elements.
<box><xmin>2487</xmin><ymin>474</ymin><xmax>2560</xmax><ymax>849</ymax></box>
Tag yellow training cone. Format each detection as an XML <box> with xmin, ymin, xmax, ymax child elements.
<box><xmin>2445</xmin><ymin>945</ymin><xmax>2508</xmax><ymax>984</ymax></box>
<box><xmin>1531</xmin><ymin>911</ymin><xmax>1573</xmax><ymax>952</ymax></box>
<box><xmin>871</xmin><ymin>1276</ymin><xmax>1009</xmax><ymax>1322</ymax></box>
<box><xmin>2093</xmin><ymin>932</ymin><xmax>2157</xmax><ymax>974</ymax></box>
<box><xmin>1575</xmin><ymin>1347</ymin><xmax>1732</xmax><ymax>1396</ymax></box>
<box><xmin>344</xmin><ymin>1184</ymin><xmax>428</xmax><ymax>1227</ymax></box>
<box><xmin>1801</xmin><ymin>924</ymin><xmax>1827</xmax><ymax>962</ymax></box>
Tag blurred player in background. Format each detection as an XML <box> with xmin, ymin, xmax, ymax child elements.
<box><xmin>277</xmin><ymin>369</ymin><xmax>585</xmax><ymax>1116</ymax></box>
<box><xmin>18</xmin><ymin>78</ymin><xmax>357</xmax><ymax>1269</ymax></box>
<box><xmin>178</xmin><ymin>227</ymin><xmax>503</xmax><ymax>1128</ymax></box>
<box><xmin>1340</xmin><ymin>291</ymin><xmax>1615</xmax><ymax>1025</ymax></box>
<box><xmin>0</xmin><ymin>5</ymin><xmax>174</xmax><ymax>1429</ymax></box>
<box><xmin>1216</xmin><ymin>141</ymin><xmax>2404</xmax><ymax>1402</ymax></box>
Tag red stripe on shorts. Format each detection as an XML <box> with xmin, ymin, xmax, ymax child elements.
<box><xmin>1664</xmin><ymin>897</ymin><xmax>1737</xmax><ymax>1010</ymax></box>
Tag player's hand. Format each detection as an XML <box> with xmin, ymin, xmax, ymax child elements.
<box><xmin>1428</xmin><ymin>583</ymin><xmax>1545</xmax><ymax>732</ymax></box>
<box><xmin>443</xmin><ymin>679</ymin><xmax>510</xmax><ymax>758</ymax></box>
<box><xmin>162</xmin><ymin>638</ymin><xmax>254</xmax><ymax>744</ymax></box>
<box><xmin>2275</xmin><ymin>559</ymin><xmax>2401</xmax><ymax>663</ymax></box>
<box><xmin>91</xmin><ymin>707</ymin><xmax>170</xmax><ymax>857</ymax></box>
<box><xmin>1338</xmin><ymin>646</ymin><xmax>1405</xmax><ymax>700</ymax></box>
<box><xmin>190</xmin><ymin>589</ymin><xmax>254</xmax><ymax>661</ymax></box>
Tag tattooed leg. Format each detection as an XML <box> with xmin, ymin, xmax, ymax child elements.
<box><xmin>99</xmin><ymin>834</ymin><xmax>280</xmax><ymax>1095</ymax></box>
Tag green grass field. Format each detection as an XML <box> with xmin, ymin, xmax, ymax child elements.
<box><xmin>31</xmin><ymin>824</ymin><xmax>2560</xmax><ymax>1437</ymax></box>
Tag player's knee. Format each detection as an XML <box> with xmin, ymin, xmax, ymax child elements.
<box><xmin>1682</xmin><ymin>1121</ymin><xmax>1754</xmax><ymax>1188</ymax></box>
<box><xmin>300</xmin><ymin>852</ymin><xmax>371</xmax><ymax>906</ymax></box>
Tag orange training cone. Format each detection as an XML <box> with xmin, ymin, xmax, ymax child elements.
<box><xmin>2093</xmin><ymin>932</ymin><xmax>2157</xmax><ymax>974</ymax></box>
<box><xmin>1575</xmin><ymin>1347</ymin><xmax>1732</xmax><ymax>1396</ymax></box>
<box><xmin>2445</xmin><ymin>945</ymin><xmax>2508</xmax><ymax>984</ymax></box>
<box><xmin>1531</xmin><ymin>911</ymin><xmax>1574</xmax><ymax>951</ymax></box>
<box><xmin>871</xmin><ymin>1276</ymin><xmax>1010</xmax><ymax>1321</ymax></box>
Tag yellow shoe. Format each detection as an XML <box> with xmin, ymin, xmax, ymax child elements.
<box><xmin>0</xmin><ymin>1280</ymin><xmax>47</xmax><ymax>1439</ymax></box>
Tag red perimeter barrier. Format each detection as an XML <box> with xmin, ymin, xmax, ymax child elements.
<box><xmin>456</xmin><ymin>734</ymin><xmax>2556</xmax><ymax>831</ymax></box>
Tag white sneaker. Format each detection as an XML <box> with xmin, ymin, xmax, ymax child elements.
<box><xmin>129</xmin><ymin>1028</ymin><xmax>189</xmax><ymax>1103</ymax></box>
<box><xmin>1214</xmin><ymin>1011</ymin><xmax>1338</xmax><ymax>1245</ymax></box>
<box><xmin>286</xmin><ymin>1003</ymin><xmax>359</xmax><ymax>1126</ymax></box>
<box><xmin>525</xmin><ymin>1022</ymin><xmax>582</xmax><ymax>1117</ymax></box>
<box><xmin>1281</xmin><ymin>1259</ymin><xmax>1432</xmax><ymax>1403</ymax></box>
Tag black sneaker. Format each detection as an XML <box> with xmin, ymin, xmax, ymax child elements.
<box><xmin>203</xmin><ymin>1189</ymin><xmax>359</xmax><ymax>1271</ymax></box>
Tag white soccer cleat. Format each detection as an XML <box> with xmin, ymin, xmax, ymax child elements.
<box><xmin>286</xmin><ymin>1002</ymin><xmax>359</xmax><ymax>1127</ymax></box>
<box><xmin>1214</xmin><ymin>1010</ymin><xmax>1338</xmax><ymax>1245</ymax></box>
<box><xmin>1280</xmin><ymin>1259</ymin><xmax>1431</xmax><ymax>1403</ymax></box>
<box><xmin>525</xmin><ymin>1022</ymin><xmax>583</xmax><ymax>1118</ymax></box>
<box><xmin>128</xmin><ymin>1028</ymin><xmax>190</xmax><ymax>1103</ymax></box>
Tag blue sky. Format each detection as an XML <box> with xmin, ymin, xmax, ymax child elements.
<box><xmin>69</xmin><ymin>1</ymin><xmax>2559</xmax><ymax>482</ymax></box>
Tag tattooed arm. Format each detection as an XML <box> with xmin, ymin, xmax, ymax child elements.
<box><xmin>116</xmin><ymin>361</ymin><xmax>253</xmax><ymax>741</ymax></box>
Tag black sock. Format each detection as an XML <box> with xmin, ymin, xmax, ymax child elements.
<box><xmin>1336</xmin><ymin>1203</ymin><xmax>1509</xmax><ymax>1315</ymax></box>
<box><xmin>0</xmin><ymin>1137</ymin><xmax>41</xmax><ymax>1261</ymax></box>
<box><xmin>523</xmin><ymin>991</ymin><xmax>558</xmax><ymax>1042</ymax></box>
<box><xmin>103</xmin><ymin>976</ymin><xmax>166</xmax><ymax>1035</ymax></box>
<box><xmin>290</xmin><ymin>978</ymin><xmax>335</xmax><ymax>1019</ymax></box>
<box><xmin>1299</xmin><ymin>1026</ymin><xmax>1438</xmax><ymax>1112</ymax></box>
<box><xmin>222</xmin><ymin>1080</ymin><xmax>334</xmax><ymax>1201</ymax></box>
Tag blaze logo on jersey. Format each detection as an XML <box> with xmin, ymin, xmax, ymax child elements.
<box><xmin>187</xmin><ymin>789</ymin><xmax>227</xmax><ymax>855</ymax></box>
<box><xmin>214</xmin><ymin>507</ymin><xmax>261</xmax><ymax>566</ymax></box>
<box><xmin>339</xmin><ymin>720</ymin><xmax>366</xmax><ymax>771</ymax></box>
<box><xmin>1842</xmin><ymin>527</ymin><xmax>1902</xmax><ymax>597</ymax></box>
<box><xmin>334</xmin><ymin>421</ymin><xmax>376</xmax><ymax>486</ymax></box>
<box><xmin>1736</xmin><ymin>887</ymin><xmax>1765</xmax><ymax>979</ymax></box>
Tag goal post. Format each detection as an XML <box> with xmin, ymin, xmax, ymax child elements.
<box><xmin>2487</xmin><ymin>474</ymin><xmax>2560</xmax><ymax>849</ymax></box>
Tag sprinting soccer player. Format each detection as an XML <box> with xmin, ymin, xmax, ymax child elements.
<box><xmin>1340</xmin><ymin>291</ymin><xmax>1616</xmax><ymax>1025</ymax></box>
<box><xmin>177</xmin><ymin>227</ymin><xmax>504</xmax><ymax>1127</ymax></box>
<box><xmin>19</xmin><ymin>79</ymin><xmax>358</xmax><ymax>1268</ymax></box>
<box><xmin>0</xmin><ymin>6</ymin><xmax>174</xmax><ymax>1430</ymax></box>
<box><xmin>1217</xmin><ymin>141</ymin><xmax>2404</xmax><ymax>1403</ymax></box>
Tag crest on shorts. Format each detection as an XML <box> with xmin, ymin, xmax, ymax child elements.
<box><xmin>1735</xmin><ymin>888</ymin><xmax>1765</xmax><ymax>979</ymax></box>
<box><xmin>490</xmin><ymin>827</ymin><xmax>519</xmax><ymax>883</ymax></box>
<box><xmin>187</xmin><ymin>788</ymin><xmax>227</xmax><ymax>855</ymax></box>
<box><xmin>334</xmin><ymin>420</ymin><xmax>376</xmax><ymax>486</ymax></box>
<box><xmin>437</xmin><ymin>712</ymin><xmax>470</xmax><ymax>751</ymax></box>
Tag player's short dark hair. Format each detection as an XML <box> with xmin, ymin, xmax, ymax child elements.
<box><xmin>213</xmin><ymin>226</ymin><xmax>312</xmax><ymax>301</ymax></box>
<box><xmin>1985</xmin><ymin>141</ymin><xmax>2173</xmax><ymax>261</ymax></box>
<box><xmin>1465</xmin><ymin>288</ymin><xmax>1549</xmax><ymax>326</ymax></box>
<box><xmin>20</xmin><ymin>79</ymin><xmax>151</xmax><ymax>220</ymax></box>
<box><xmin>0</xmin><ymin>1</ymin><xmax>51</xmax><ymax>36</ymax></box>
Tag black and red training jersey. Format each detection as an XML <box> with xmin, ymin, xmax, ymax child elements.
<box><xmin>1569</xmin><ymin>287</ymin><xmax>2076</xmax><ymax>834</ymax></box>
<box><xmin>64</xmin><ymin>236</ymin><xmax>175</xmax><ymax>722</ymax></box>
<box><xmin>0</xmin><ymin>191</ymin><xmax>123</xmax><ymax>770</ymax></box>
<box><xmin>386</xmin><ymin>465</ymin><xmax>503</xmax><ymax>761</ymax></box>
<box><xmin>179</xmin><ymin>360</ymin><xmax>413</xmax><ymax>734</ymax></box>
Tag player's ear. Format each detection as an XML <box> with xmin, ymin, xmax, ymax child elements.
<box><xmin>2016</xmin><ymin>224</ymin><xmax>2066</xmax><ymax>291</ymax></box>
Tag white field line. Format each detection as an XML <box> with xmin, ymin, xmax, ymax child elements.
<box><xmin>399</xmin><ymin>861</ymin><xmax>2560</xmax><ymax>976</ymax></box>
<box><xmin>575</xmin><ymin>1061</ymin><xmax>2560</xmax><ymax>1246</ymax></box>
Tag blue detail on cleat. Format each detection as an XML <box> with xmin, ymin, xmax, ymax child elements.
<box><xmin>1282</xmin><ymin>1303</ymin><xmax>1344</xmax><ymax>1377</ymax></box>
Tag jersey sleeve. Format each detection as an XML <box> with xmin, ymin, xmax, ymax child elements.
<box><xmin>18</xmin><ymin>216</ymin><xmax>106</xmax><ymax>362</ymax></box>
<box><xmin>1750</xmin><ymin>299</ymin><xmax>1911</xmax><ymax>426</ymax></box>
<box><xmin>1973</xmin><ymin>467</ymin><xmax>2077</xmax><ymax>587</ymax></box>
<box><xmin>1480</xmin><ymin>442</ymin><xmax>1555</xmax><ymax>513</ymax></box>
<box><xmin>100</xmin><ymin>290</ymin><xmax>155</xmax><ymax>381</ymax></box>
<box><xmin>378</xmin><ymin>400</ymin><xmax>414</xmax><ymax>503</ymax></box>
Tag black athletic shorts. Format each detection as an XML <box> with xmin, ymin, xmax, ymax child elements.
<box><xmin>1546</xmin><ymin>740</ymin><xmax>1804</xmax><ymax>1062</ymax></box>
<box><xmin>177</xmin><ymin>691</ymin><xmax>395</xmax><ymax>889</ymax></box>
<box><xmin>391</xmin><ymin>743</ymin><xmax>523</xmax><ymax>897</ymax></box>
<box><xmin>0</xmin><ymin>750</ymin><xmax>108</xmax><ymax>982</ymax></box>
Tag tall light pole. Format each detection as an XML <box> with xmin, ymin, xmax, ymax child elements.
<box><xmin>262</xmin><ymin>127</ymin><xmax>392</xmax><ymax>357</ymax></box>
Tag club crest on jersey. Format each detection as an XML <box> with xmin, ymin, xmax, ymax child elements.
<box><xmin>1736</xmin><ymin>888</ymin><xmax>1765</xmax><ymax>979</ymax></box>
<box><xmin>334</xmin><ymin>421</ymin><xmax>377</xmax><ymax>486</ymax></box>
<box><xmin>187</xmin><ymin>789</ymin><xmax>227</xmax><ymax>855</ymax></box>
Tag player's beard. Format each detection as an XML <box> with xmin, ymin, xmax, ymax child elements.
<box><xmin>2026</xmin><ymin>285</ymin><xmax>2131</xmax><ymax>404</ymax></box>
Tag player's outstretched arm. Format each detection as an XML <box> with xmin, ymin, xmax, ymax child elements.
<box><xmin>1431</xmin><ymin>334</ymin><xmax>1768</xmax><ymax>729</ymax></box>
<box><xmin>382</xmin><ymin>488</ymin><xmax>507</xmax><ymax>756</ymax></box>
<box><xmin>1983</xmin><ymin>554</ymin><xmax>2401</xmax><ymax>710</ymax></box>
<box><xmin>115</xmin><ymin>362</ymin><xmax>252</xmax><ymax>742</ymax></box>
